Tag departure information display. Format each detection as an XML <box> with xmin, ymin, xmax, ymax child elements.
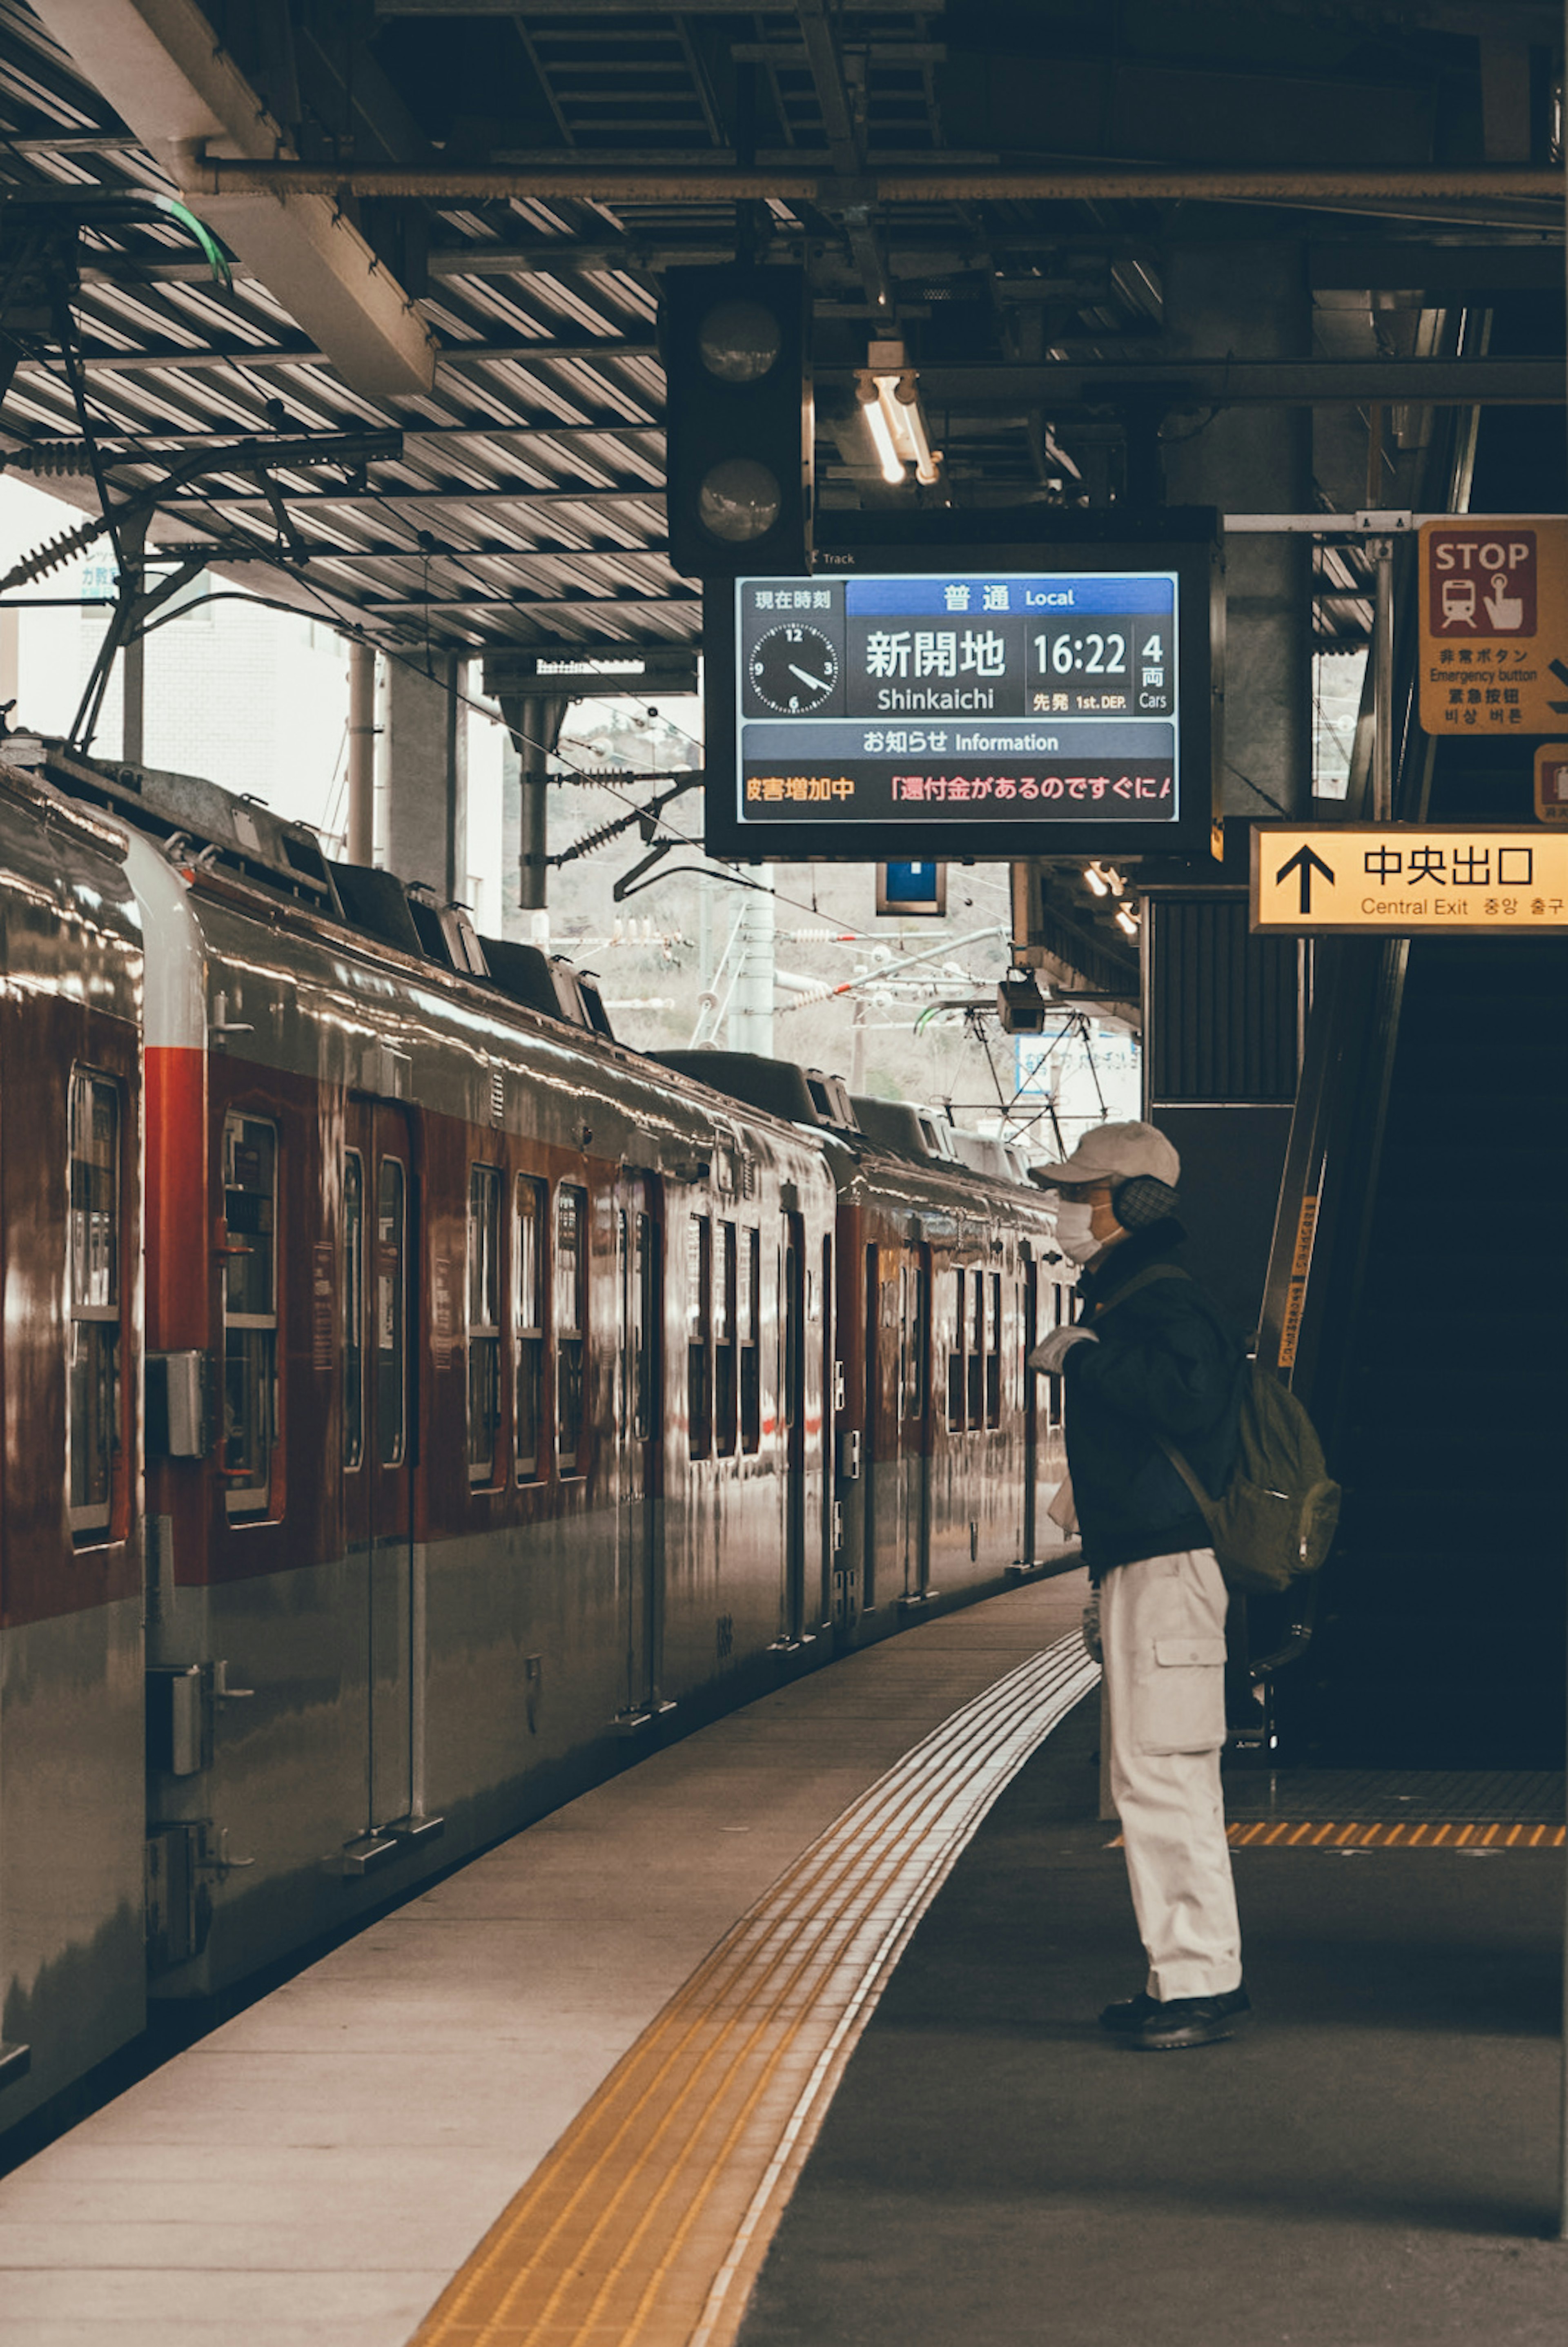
<box><xmin>733</xmin><ymin>567</ymin><xmax>1178</xmax><ymax>826</ymax></box>
<box><xmin>702</xmin><ymin>524</ymin><xmax>1220</xmax><ymax>864</ymax></box>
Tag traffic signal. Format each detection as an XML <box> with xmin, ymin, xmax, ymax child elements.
<box><xmin>661</xmin><ymin>266</ymin><xmax>812</xmax><ymax>579</ymax></box>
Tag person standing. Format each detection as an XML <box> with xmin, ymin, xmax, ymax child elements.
<box><xmin>1029</xmin><ymin>1121</ymin><xmax>1248</xmax><ymax>2050</ymax></box>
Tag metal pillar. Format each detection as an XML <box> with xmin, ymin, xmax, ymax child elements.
<box><xmin>1160</xmin><ymin>240</ymin><xmax>1313</xmax><ymax>818</ymax></box>
<box><xmin>346</xmin><ymin>640</ymin><xmax>376</xmax><ymax>865</ymax></box>
<box><xmin>497</xmin><ymin>692</ymin><xmax>567</xmax><ymax>917</ymax></box>
<box><xmin>378</xmin><ymin>653</ymin><xmax>468</xmax><ymax>897</ymax></box>
<box><xmin>120</xmin><ymin>624</ymin><xmax>144</xmax><ymax>767</ymax></box>
<box><xmin>728</xmin><ymin>873</ymin><xmax>775</xmax><ymax>1056</ymax></box>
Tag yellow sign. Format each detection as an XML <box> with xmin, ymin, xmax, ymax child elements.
<box><xmin>1277</xmin><ymin>1193</ymin><xmax>1318</xmax><ymax>1371</ymax></box>
<box><xmin>1417</xmin><ymin>517</ymin><xmax>1568</xmax><ymax>737</ymax></box>
<box><xmin>1534</xmin><ymin>742</ymin><xmax>1568</xmax><ymax>823</ymax></box>
<box><xmin>1251</xmin><ymin>827</ymin><xmax>1568</xmax><ymax>934</ymax></box>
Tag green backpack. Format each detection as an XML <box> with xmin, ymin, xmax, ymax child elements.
<box><xmin>1094</xmin><ymin>1263</ymin><xmax>1341</xmax><ymax>1597</ymax></box>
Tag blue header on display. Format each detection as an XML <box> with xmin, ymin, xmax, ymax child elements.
<box><xmin>842</xmin><ymin>574</ymin><xmax>1174</xmax><ymax>617</ymax></box>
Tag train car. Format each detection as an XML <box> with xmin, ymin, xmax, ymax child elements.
<box><xmin>0</xmin><ymin>756</ymin><xmax>144</xmax><ymax>2129</ymax></box>
<box><xmin>651</xmin><ymin>1058</ymin><xmax>1076</xmax><ymax>1641</ymax></box>
<box><xmin>0</xmin><ymin>734</ymin><xmax>1075</xmax><ymax>2143</ymax></box>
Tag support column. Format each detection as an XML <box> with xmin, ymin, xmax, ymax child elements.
<box><xmin>378</xmin><ymin>653</ymin><xmax>468</xmax><ymax>898</ymax></box>
<box><xmin>497</xmin><ymin>692</ymin><xmax>567</xmax><ymax>921</ymax></box>
<box><xmin>729</xmin><ymin>874</ymin><xmax>775</xmax><ymax>1056</ymax></box>
<box><xmin>346</xmin><ymin>640</ymin><xmax>376</xmax><ymax>865</ymax></box>
<box><xmin>1160</xmin><ymin>240</ymin><xmax>1313</xmax><ymax>820</ymax></box>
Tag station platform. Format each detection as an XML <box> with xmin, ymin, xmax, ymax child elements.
<box><xmin>737</xmin><ymin>1689</ymin><xmax>1568</xmax><ymax>2347</ymax></box>
<box><xmin>0</xmin><ymin>1573</ymin><xmax>1094</xmax><ymax>2347</ymax></box>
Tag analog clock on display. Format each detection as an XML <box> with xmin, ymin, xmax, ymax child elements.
<box><xmin>748</xmin><ymin>622</ymin><xmax>838</xmax><ymax>713</ymax></box>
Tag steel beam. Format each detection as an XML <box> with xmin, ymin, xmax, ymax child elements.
<box><xmin>194</xmin><ymin>160</ymin><xmax>1566</xmax><ymax>207</ymax></box>
<box><xmin>31</xmin><ymin>0</ymin><xmax>437</xmax><ymax>397</ymax></box>
<box><xmin>842</xmin><ymin>357</ymin><xmax>1566</xmax><ymax>406</ymax></box>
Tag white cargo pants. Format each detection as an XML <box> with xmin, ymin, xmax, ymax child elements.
<box><xmin>1099</xmin><ymin>1547</ymin><xmax>1242</xmax><ymax>2003</ymax></box>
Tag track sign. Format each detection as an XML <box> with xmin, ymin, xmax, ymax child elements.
<box><xmin>1418</xmin><ymin>517</ymin><xmax>1568</xmax><ymax>735</ymax></box>
<box><xmin>662</xmin><ymin>266</ymin><xmax>812</xmax><ymax>580</ymax></box>
<box><xmin>1251</xmin><ymin>826</ymin><xmax>1568</xmax><ymax>934</ymax></box>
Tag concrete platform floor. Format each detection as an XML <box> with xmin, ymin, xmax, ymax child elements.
<box><xmin>737</xmin><ymin>1694</ymin><xmax>1568</xmax><ymax>2347</ymax></box>
<box><xmin>0</xmin><ymin>1571</ymin><xmax>1089</xmax><ymax>2347</ymax></box>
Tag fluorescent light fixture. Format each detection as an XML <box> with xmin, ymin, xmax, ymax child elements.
<box><xmin>1115</xmin><ymin>902</ymin><xmax>1141</xmax><ymax>938</ymax></box>
<box><xmin>855</xmin><ymin>341</ymin><xmax>943</xmax><ymax>488</ymax></box>
<box><xmin>1083</xmin><ymin>862</ymin><xmax>1109</xmax><ymax>896</ymax></box>
<box><xmin>858</xmin><ymin>384</ymin><xmax>905</xmax><ymax>485</ymax></box>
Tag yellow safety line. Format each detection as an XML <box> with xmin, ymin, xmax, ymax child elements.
<box><xmin>1222</xmin><ymin>1819</ymin><xmax>1565</xmax><ymax>1849</ymax></box>
<box><xmin>409</xmin><ymin>1639</ymin><xmax>1098</xmax><ymax>2347</ymax></box>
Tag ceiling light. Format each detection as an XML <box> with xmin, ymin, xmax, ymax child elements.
<box><xmin>856</xmin><ymin>380</ymin><xmax>906</xmax><ymax>486</ymax></box>
<box><xmin>1103</xmin><ymin>865</ymin><xmax>1126</xmax><ymax>897</ymax></box>
<box><xmin>1083</xmin><ymin>862</ymin><xmax>1109</xmax><ymax>896</ymax></box>
<box><xmin>1115</xmin><ymin>902</ymin><xmax>1141</xmax><ymax>938</ymax></box>
<box><xmin>855</xmin><ymin>339</ymin><xmax>943</xmax><ymax>489</ymax></box>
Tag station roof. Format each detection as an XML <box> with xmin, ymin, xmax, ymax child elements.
<box><xmin>0</xmin><ymin>0</ymin><xmax>1560</xmax><ymax>662</ymax></box>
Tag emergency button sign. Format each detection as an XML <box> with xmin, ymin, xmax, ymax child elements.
<box><xmin>1427</xmin><ymin>528</ymin><xmax>1536</xmax><ymax>637</ymax></box>
<box><xmin>1418</xmin><ymin>517</ymin><xmax>1568</xmax><ymax>735</ymax></box>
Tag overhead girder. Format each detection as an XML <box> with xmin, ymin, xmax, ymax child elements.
<box><xmin>29</xmin><ymin>0</ymin><xmax>438</xmax><ymax>398</ymax></box>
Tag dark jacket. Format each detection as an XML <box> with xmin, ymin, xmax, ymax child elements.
<box><xmin>1060</xmin><ymin>1219</ymin><xmax>1245</xmax><ymax>1581</ymax></box>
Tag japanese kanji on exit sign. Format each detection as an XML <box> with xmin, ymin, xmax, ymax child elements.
<box><xmin>1251</xmin><ymin>826</ymin><xmax>1568</xmax><ymax>934</ymax></box>
<box><xmin>1418</xmin><ymin>517</ymin><xmax>1568</xmax><ymax>735</ymax></box>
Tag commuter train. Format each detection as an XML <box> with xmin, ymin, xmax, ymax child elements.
<box><xmin>0</xmin><ymin>736</ymin><xmax>1075</xmax><ymax>2140</ymax></box>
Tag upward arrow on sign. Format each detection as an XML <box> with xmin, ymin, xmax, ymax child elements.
<box><xmin>1275</xmin><ymin>844</ymin><xmax>1336</xmax><ymax>913</ymax></box>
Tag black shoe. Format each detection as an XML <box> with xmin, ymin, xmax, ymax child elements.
<box><xmin>1098</xmin><ymin>1990</ymin><xmax>1160</xmax><ymax>2033</ymax></box>
<box><xmin>1126</xmin><ymin>1986</ymin><xmax>1251</xmax><ymax>2051</ymax></box>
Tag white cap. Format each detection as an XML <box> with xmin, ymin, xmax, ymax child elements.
<box><xmin>1031</xmin><ymin>1120</ymin><xmax>1180</xmax><ymax>1189</ymax></box>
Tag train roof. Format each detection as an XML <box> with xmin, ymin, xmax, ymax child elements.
<box><xmin>7</xmin><ymin>732</ymin><xmax>617</xmax><ymax>1048</ymax></box>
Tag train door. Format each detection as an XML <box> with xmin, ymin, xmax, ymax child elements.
<box><xmin>1022</xmin><ymin>1250</ymin><xmax>1039</xmax><ymax>1566</ymax></box>
<box><xmin>782</xmin><ymin>1210</ymin><xmax>806</xmax><ymax>1643</ymax></box>
<box><xmin>615</xmin><ymin>1172</ymin><xmax>664</xmax><ymax>1722</ymax></box>
<box><xmin>899</xmin><ymin>1246</ymin><xmax>932</xmax><ymax>1600</ymax></box>
<box><xmin>345</xmin><ymin>1101</ymin><xmax>417</xmax><ymax>1834</ymax></box>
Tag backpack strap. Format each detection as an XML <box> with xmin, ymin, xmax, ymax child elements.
<box><xmin>1153</xmin><ymin>1432</ymin><xmax>1221</xmax><ymax>1525</ymax></box>
<box><xmin>1087</xmin><ymin>1260</ymin><xmax>1191</xmax><ymax>1322</ymax></box>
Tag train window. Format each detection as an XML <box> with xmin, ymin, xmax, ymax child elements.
<box><xmin>631</xmin><ymin>1210</ymin><xmax>654</xmax><ymax>1442</ymax></box>
<box><xmin>222</xmin><ymin>1112</ymin><xmax>278</xmax><ymax>1518</ymax></box>
<box><xmin>376</xmin><ymin>1158</ymin><xmax>407</xmax><ymax>1466</ymax></box>
<box><xmin>1047</xmin><ymin>1280</ymin><xmax>1067</xmax><ymax>1430</ymax></box>
<box><xmin>987</xmin><ymin>1273</ymin><xmax>1002</xmax><ymax>1427</ymax></box>
<box><xmin>967</xmin><ymin>1269</ymin><xmax>984</xmax><ymax>1429</ymax></box>
<box><xmin>903</xmin><ymin>1257</ymin><xmax>928</xmax><ymax>1422</ymax></box>
<box><xmin>947</xmin><ymin>1270</ymin><xmax>964</xmax><ymax>1431</ymax></box>
<box><xmin>516</xmin><ymin>1177</ymin><xmax>545</xmax><ymax>1480</ymax></box>
<box><xmin>68</xmin><ymin>1070</ymin><xmax>120</xmax><ymax>1545</ymax></box>
<box><xmin>715</xmin><ymin>1221</ymin><xmax>737</xmax><ymax>1456</ymax></box>
<box><xmin>467</xmin><ymin>1165</ymin><xmax>503</xmax><ymax>1487</ymax></box>
<box><xmin>343</xmin><ymin>1152</ymin><xmax>364</xmax><ymax>1472</ymax></box>
<box><xmin>739</xmin><ymin>1226</ymin><xmax>760</xmax><ymax>1452</ymax></box>
<box><xmin>687</xmin><ymin>1213</ymin><xmax>711</xmax><ymax>1459</ymax></box>
<box><xmin>556</xmin><ymin>1184</ymin><xmax>587</xmax><ymax>1470</ymax></box>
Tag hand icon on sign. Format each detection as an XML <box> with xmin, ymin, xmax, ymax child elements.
<box><xmin>1483</xmin><ymin>573</ymin><xmax>1526</xmax><ymax>630</ymax></box>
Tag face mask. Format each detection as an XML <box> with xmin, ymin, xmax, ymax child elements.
<box><xmin>1054</xmin><ymin>1200</ymin><xmax>1100</xmax><ymax>1263</ymax></box>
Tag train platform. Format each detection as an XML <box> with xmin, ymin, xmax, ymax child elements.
<box><xmin>738</xmin><ymin>1689</ymin><xmax>1568</xmax><ymax>2347</ymax></box>
<box><xmin>0</xmin><ymin>1571</ymin><xmax>1094</xmax><ymax>2347</ymax></box>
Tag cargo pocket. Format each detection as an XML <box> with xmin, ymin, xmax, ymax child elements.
<box><xmin>1135</xmin><ymin>1636</ymin><xmax>1227</xmax><ymax>1756</ymax></box>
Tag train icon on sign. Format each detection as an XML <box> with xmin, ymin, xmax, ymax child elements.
<box><xmin>1426</xmin><ymin>529</ymin><xmax>1537</xmax><ymax>636</ymax></box>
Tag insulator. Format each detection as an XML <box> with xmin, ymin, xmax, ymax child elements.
<box><xmin>0</xmin><ymin>514</ymin><xmax>109</xmax><ymax>595</ymax></box>
<box><xmin>9</xmin><ymin>441</ymin><xmax>97</xmax><ymax>477</ymax></box>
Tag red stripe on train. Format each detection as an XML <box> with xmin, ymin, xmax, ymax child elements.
<box><xmin>146</xmin><ymin>1046</ymin><xmax>208</xmax><ymax>1351</ymax></box>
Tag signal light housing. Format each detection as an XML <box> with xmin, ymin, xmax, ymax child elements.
<box><xmin>661</xmin><ymin>266</ymin><xmax>812</xmax><ymax>580</ymax></box>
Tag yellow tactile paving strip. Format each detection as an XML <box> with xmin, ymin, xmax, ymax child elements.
<box><xmin>1226</xmin><ymin>1818</ymin><xmax>1567</xmax><ymax>1848</ymax></box>
<box><xmin>408</xmin><ymin>1635</ymin><xmax>1099</xmax><ymax>2347</ymax></box>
